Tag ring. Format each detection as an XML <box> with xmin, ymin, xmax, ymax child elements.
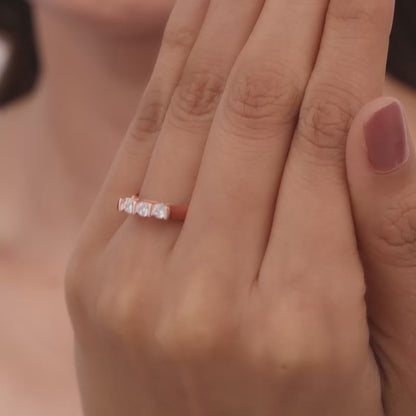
<box><xmin>118</xmin><ymin>196</ymin><xmax>187</xmax><ymax>221</ymax></box>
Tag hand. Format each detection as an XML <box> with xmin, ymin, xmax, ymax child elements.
<box><xmin>65</xmin><ymin>0</ymin><xmax>395</xmax><ymax>414</ymax></box>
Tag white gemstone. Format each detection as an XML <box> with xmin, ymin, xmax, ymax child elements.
<box><xmin>136</xmin><ymin>201</ymin><xmax>152</xmax><ymax>217</ymax></box>
<box><xmin>151</xmin><ymin>203</ymin><xmax>169</xmax><ymax>220</ymax></box>
<box><xmin>123</xmin><ymin>198</ymin><xmax>135</xmax><ymax>214</ymax></box>
<box><xmin>118</xmin><ymin>199</ymin><xmax>125</xmax><ymax>211</ymax></box>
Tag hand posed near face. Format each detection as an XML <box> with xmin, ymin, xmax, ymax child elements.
<box><xmin>65</xmin><ymin>0</ymin><xmax>416</xmax><ymax>414</ymax></box>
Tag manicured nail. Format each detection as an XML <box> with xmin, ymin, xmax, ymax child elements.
<box><xmin>364</xmin><ymin>101</ymin><xmax>409</xmax><ymax>173</ymax></box>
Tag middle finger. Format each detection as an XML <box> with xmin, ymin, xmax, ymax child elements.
<box><xmin>178</xmin><ymin>0</ymin><xmax>330</xmax><ymax>284</ymax></box>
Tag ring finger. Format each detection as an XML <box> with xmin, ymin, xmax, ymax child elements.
<box><xmin>81</xmin><ymin>0</ymin><xmax>210</xmax><ymax>246</ymax></box>
<box><xmin>120</xmin><ymin>0</ymin><xmax>266</xmax><ymax>248</ymax></box>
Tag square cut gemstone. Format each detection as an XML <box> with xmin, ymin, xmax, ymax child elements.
<box><xmin>123</xmin><ymin>198</ymin><xmax>135</xmax><ymax>214</ymax></box>
<box><xmin>136</xmin><ymin>201</ymin><xmax>152</xmax><ymax>217</ymax></box>
<box><xmin>151</xmin><ymin>203</ymin><xmax>169</xmax><ymax>220</ymax></box>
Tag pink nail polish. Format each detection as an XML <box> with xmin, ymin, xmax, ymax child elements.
<box><xmin>364</xmin><ymin>101</ymin><xmax>409</xmax><ymax>173</ymax></box>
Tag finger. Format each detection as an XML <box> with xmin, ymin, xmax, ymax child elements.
<box><xmin>346</xmin><ymin>98</ymin><xmax>416</xmax><ymax>414</ymax></box>
<box><xmin>78</xmin><ymin>0</ymin><xmax>210</xmax><ymax>247</ymax></box>
<box><xmin>178</xmin><ymin>0</ymin><xmax>330</xmax><ymax>282</ymax></box>
<box><xmin>119</xmin><ymin>0</ymin><xmax>266</xmax><ymax>247</ymax></box>
<box><xmin>263</xmin><ymin>0</ymin><xmax>394</xmax><ymax>293</ymax></box>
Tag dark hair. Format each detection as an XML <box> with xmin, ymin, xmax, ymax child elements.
<box><xmin>387</xmin><ymin>0</ymin><xmax>416</xmax><ymax>89</ymax></box>
<box><xmin>0</xmin><ymin>0</ymin><xmax>38</xmax><ymax>106</ymax></box>
<box><xmin>0</xmin><ymin>0</ymin><xmax>415</xmax><ymax>105</ymax></box>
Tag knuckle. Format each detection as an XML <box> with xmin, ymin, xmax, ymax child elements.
<box><xmin>280</xmin><ymin>257</ymin><xmax>366</xmax><ymax>310</ymax></box>
<box><xmin>224</xmin><ymin>62</ymin><xmax>302</xmax><ymax>134</ymax></box>
<box><xmin>169</xmin><ymin>69</ymin><xmax>225</xmax><ymax>126</ymax></box>
<box><xmin>296</xmin><ymin>89</ymin><xmax>358</xmax><ymax>162</ymax></box>
<box><xmin>162</xmin><ymin>25</ymin><xmax>196</xmax><ymax>52</ymax></box>
<box><xmin>156</xmin><ymin>286</ymin><xmax>232</xmax><ymax>362</ymax></box>
<box><xmin>329</xmin><ymin>0</ymin><xmax>393</xmax><ymax>32</ymax></box>
<box><xmin>252</xmin><ymin>321</ymin><xmax>357</xmax><ymax>383</ymax></box>
<box><xmin>376</xmin><ymin>191</ymin><xmax>416</xmax><ymax>266</ymax></box>
<box><xmin>129</xmin><ymin>89</ymin><xmax>167</xmax><ymax>138</ymax></box>
<box><xmin>94</xmin><ymin>286</ymin><xmax>144</xmax><ymax>344</ymax></box>
<box><xmin>156</xmin><ymin>315</ymin><xmax>223</xmax><ymax>362</ymax></box>
<box><xmin>254</xmin><ymin>332</ymin><xmax>332</xmax><ymax>379</ymax></box>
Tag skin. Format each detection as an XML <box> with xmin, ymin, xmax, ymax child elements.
<box><xmin>29</xmin><ymin>0</ymin><xmax>176</xmax><ymax>34</ymax></box>
<box><xmin>1</xmin><ymin>0</ymin><xmax>416</xmax><ymax>414</ymax></box>
<box><xmin>0</xmin><ymin>2</ymin><xmax>173</xmax><ymax>415</ymax></box>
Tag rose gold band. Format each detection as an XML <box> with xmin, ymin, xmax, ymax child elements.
<box><xmin>168</xmin><ymin>204</ymin><xmax>188</xmax><ymax>221</ymax></box>
<box><xmin>118</xmin><ymin>196</ymin><xmax>187</xmax><ymax>221</ymax></box>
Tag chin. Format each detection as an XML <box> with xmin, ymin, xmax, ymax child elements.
<box><xmin>31</xmin><ymin>0</ymin><xmax>176</xmax><ymax>35</ymax></box>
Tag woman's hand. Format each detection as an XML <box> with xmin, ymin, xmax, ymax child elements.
<box><xmin>65</xmin><ymin>0</ymin><xmax>396</xmax><ymax>414</ymax></box>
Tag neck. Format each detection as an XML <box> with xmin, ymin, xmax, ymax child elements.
<box><xmin>33</xmin><ymin>5</ymin><xmax>164</xmax><ymax>191</ymax></box>
<box><xmin>0</xmin><ymin>6</ymin><xmax>164</xmax><ymax>259</ymax></box>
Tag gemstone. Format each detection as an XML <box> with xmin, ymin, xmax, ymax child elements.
<box><xmin>118</xmin><ymin>198</ymin><xmax>125</xmax><ymax>212</ymax></box>
<box><xmin>136</xmin><ymin>201</ymin><xmax>152</xmax><ymax>217</ymax></box>
<box><xmin>151</xmin><ymin>203</ymin><xmax>169</xmax><ymax>220</ymax></box>
<box><xmin>123</xmin><ymin>198</ymin><xmax>135</xmax><ymax>214</ymax></box>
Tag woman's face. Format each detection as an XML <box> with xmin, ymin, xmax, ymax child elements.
<box><xmin>32</xmin><ymin>0</ymin><xmax>176</xmax><ymax>34</ymax></box>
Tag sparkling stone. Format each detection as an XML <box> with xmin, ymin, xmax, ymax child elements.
<box><xmin>118</xmin><ymin>198</ymin><xmax>125</xmax><ymax>212</ymax></box>
<box><xmin>136</xmin><ymin>201</ymin><xmax>152</xmax><ymax>217</ymax></box>
<box><xmin>123</xmin><ymin>198</ymin><xmax>135</xmax><ymax>214</ymax></box>
<box><xmin>151</xmin><ymin>203</ymin><xmax>169</xmax><ymax>220</ymax></box>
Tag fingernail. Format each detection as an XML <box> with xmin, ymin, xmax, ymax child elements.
<box><xmin>364</xmin><ymin>100</ymin><xmax>409</xmax><ymax>173</ymax></box>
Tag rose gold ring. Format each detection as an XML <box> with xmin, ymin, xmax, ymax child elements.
<box><xmin>118</xmin><ymin>196</ymin><xmax>187</xmax><ymax>221</ymax></box>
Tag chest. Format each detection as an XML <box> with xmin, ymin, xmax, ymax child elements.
<box><xmin>0</xmin><ymin>261</ymin><xmax>81</xmax><ymax>416</ymax></box>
